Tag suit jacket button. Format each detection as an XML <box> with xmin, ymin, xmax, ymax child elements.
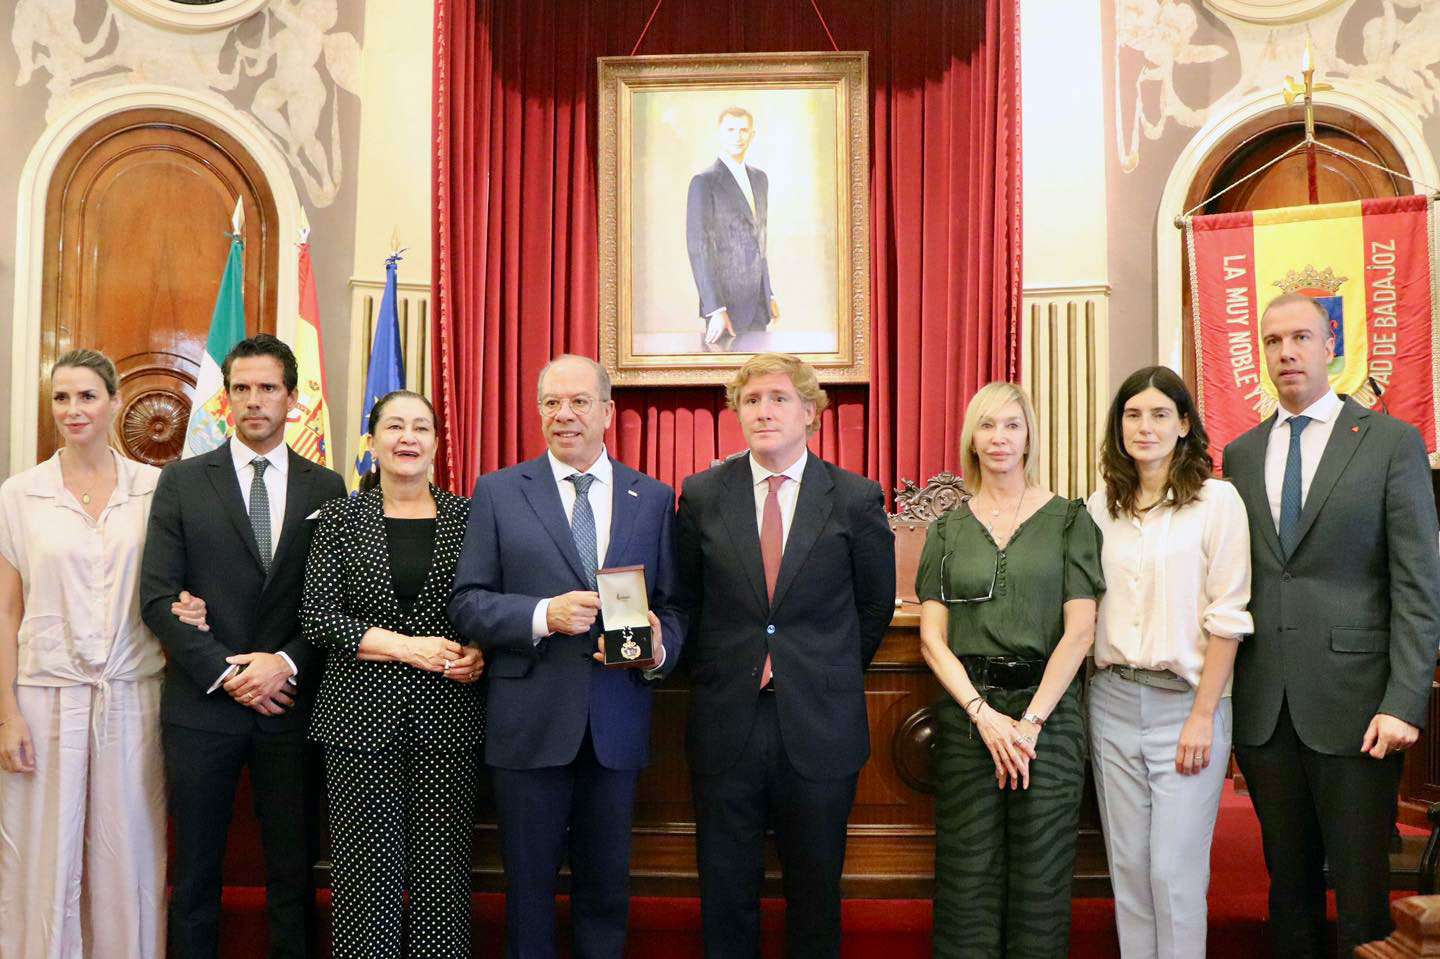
<box><xmin>766</xmin><ymin>625</ymin><xmax>776</xmax><ymax>635</ymax></box>
<box><xmin>1282</xmin><ymin>572</ymin><xmax>1292</xmax><ymax>582</ymax></box>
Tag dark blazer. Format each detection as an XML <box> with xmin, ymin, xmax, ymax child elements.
<box><xmin>301</xmin><ymin>486</ymin><xmax>483</xmax><ymax>752</ymax></box>
<box><xmin>1223</xmin><ymin>397</ymin><xmax>1440</xmax><ymax>755</ymax></box>
<box><xmin>448</xmin><ymin>454</ymin><xmax>685</xmax><ymax>772</ymax></box>
<box><xmin>686</xmin><ymin>159</ymin><xmax>774</xmax><ymax>334</ymax></box>
<box><xmin>676</xmin><ymin>453</ymin><xmax>896</xmax><ymax>781</ymax></box>
<box><xmin>140</xmin><ymin>441</ymin><xmax>347</xmax><ymax>734</ymax></box>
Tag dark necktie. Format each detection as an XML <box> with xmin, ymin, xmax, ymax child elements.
<box><xmin>759</xmin><ymin>474</ymin><xmax>788</xmax><ymax>687</ymax></box>
<box><xmin>566</xmin><ymin>473</ymin><xmax>599</xmax><ymax>589</ymax></box>
<box><xmin>1279</xmin><ymin>415</ymin><xmax>1312</xmax><ymax>555</ymax></box>
<box><xmin>249</xmin><ymin>457</ymin><xmax>272</xmax><ymax>573</ymax></box>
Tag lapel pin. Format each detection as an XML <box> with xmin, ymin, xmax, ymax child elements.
<box><xmin>627</xmin><ymin>489</ymin><xmax>639</xmax><ymax>497</ymax></box>
<box><xmin>1351</xmin><ymin>426</ymin><xmax>1360</xmax><ymax>432</ymax></box>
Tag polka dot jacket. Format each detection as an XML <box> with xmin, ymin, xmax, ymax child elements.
<box><xmin>302</xmin><ymin>485</ymin><xmax>485</xmax><ymax>751</ymax></box>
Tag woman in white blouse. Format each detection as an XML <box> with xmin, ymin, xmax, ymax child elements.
<box><xmin>1085</xmin><ymin>365</ymin><xmax>1252</xmax><ymax>959</ymax></box>
<box><xmin>0</xmin><ymin>350</ymin><xmax>167</xmax><ymax>959</ymax></box>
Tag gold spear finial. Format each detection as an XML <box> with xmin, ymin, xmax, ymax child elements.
<box><xmin>1281</xmin><ymin>36</ymin><xmax>1333</xmax><ymax>140</ymax></box>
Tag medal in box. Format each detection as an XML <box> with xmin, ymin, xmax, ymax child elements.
<box><xmin>596</xmin><ymin>564</ymin><xmax>654</xmax><ymax>668</ymax></box>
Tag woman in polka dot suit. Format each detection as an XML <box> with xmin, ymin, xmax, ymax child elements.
<box><xmin>302</xmin><ymin>390</ymin><xmax>485</xmax><ymax>958</ymax></box>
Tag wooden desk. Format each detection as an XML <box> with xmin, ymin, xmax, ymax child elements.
<box><xmin>463</xmin><ymin>608</ymin><xmax>1111</xmax><ymax>898</ymax></box>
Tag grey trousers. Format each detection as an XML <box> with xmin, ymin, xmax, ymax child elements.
<box><xmin>1088</xmin><ymin>668</ymin><xmax>1231</xmax><ymax>959</ymax></box>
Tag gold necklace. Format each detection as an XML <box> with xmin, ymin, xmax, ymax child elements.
<box><xmin>63</xmin><ymin>455</ymin><xmax>112</xmax><ymax>507</ymax></box>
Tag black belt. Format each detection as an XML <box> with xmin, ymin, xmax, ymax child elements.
<box><xmin>960</xmin><ymin>655</ymin><xmax>1046</xmax><ymax>691</ymax></box>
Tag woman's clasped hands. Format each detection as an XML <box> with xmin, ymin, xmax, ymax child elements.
<box><xmin>968</xmin><ymin>698</ymin><xmax>1038</xmax><ymax>790</ymax></box>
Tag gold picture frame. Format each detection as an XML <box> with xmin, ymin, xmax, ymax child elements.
<box><xmin>597</xmin><ymin>51</ymin><xmax>870</xmax><ymax>386</ymax></box>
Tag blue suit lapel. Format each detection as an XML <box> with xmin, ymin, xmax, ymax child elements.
<box><xmin>518</xmin><ymin>455</ymin><xmax>590</xmax><ymax>588</ymax></box>
<box><xmin>604</xmin><ymin>465</ymin><xmax>642</xmax><ymax>568</ymax></box>
<box><xmin>712</xmin><ymin>159</ymin><xmax>756</xmax><ymax>227</ymax></box>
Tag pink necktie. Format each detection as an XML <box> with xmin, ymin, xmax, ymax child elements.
<box><xmin>759</xmin><ymin>474</ymin><xmax>787</xmax><ymax>688</ymax></box>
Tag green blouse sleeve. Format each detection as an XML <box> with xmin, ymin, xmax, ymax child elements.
<box><xmin>1062</xmin><ymin>498</ymin><xmax>1105</xmax><ymax>602</ymax></box>
<box><xmin>914</xmin><ymin>515</ymin><xmax>948</xmax><ymax>603</ymax></box>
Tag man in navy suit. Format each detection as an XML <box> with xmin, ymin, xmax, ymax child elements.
<box><xmin>449</xmin><ymin>354</ymin><xmax>685</xmax><ymax>959</ymax></box>
<box><xmin>686</xmin><ymin>106</ymin><xmax>778</xmax><ymax>353</ymax></box>
<box><xmin>677</xmin><ymin>353</ymin><xmax>895</xmax><ymax>958</ymax></box>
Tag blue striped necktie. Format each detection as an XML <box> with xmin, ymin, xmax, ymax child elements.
<box><xmin>1279</xmin><ymin>414</ymin><xmax>1312</xmax><ymax>554</ymax></box>
<box><xmin>566</xmin><ymin>473</ymin><xmax>598</xmax><ymax>589</ymax></box>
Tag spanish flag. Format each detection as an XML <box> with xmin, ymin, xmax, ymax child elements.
<box><xmin>285</xmin><ymin>232</ymin><xmax>334</xmax><ymax>467</ymax></box>
<box><xmin>1187</xmin><ymin>195</ymin><xmax>1439</xmax><ymax>463</ymax></box>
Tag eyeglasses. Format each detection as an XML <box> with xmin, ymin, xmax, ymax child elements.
<box><xmin>539</xmin><ymin>395</ymin><xmax>597</xmax><ymax>417</ymax></box>
<box><xmin>938</xmin><ymin>550</ymin><xmax>999</xmax><ymax>605</ymax></box>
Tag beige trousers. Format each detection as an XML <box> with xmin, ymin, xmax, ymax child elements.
<box><xmin>0</xmin><ymin>679</ymin><xmax>166</xmax><ymax>959</ymax></box>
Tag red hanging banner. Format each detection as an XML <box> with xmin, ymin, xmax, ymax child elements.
<box><xmin>1187</xmin><ymin>195</ymin><xmax>1440</xmax><ymax>464</ymax></box>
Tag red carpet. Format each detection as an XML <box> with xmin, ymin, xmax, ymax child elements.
<box><xmin>218</xmin><ymin>783</ymin><xmax>1420</xmax><ymax>957</ymax></box>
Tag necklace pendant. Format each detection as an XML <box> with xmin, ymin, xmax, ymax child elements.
<box><xmin>81</xmin><ymin>492</ymin><xmax>91</xmax><ymax>505</ymax></box>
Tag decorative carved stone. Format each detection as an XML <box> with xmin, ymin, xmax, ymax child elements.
<box><xmin>120</xmin><ymin>390</ymin><xmax>189</xmax><ymax>465</ymax></box>
<box><xmin>1355</xmin><ymin>894</ymin><xmax>1440</xmax><ymax>958</ymax></box>
<box><xmin>892</xmin><ymin>705</ymin><xmax>939</xmax><ymax>794</ymax></box>
<box><xmin>893</xmin><ymin>471</ymin><xmax>970</xmax><ymax>525</ymax></box>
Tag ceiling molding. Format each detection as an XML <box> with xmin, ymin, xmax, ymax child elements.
<box><xmin>108</xmin><ymin>0</ymin><xmax>271</xmax><ymax>32</ymax></box>
<box><xmin>1200</xmin><ymin>0</ymin><xmax>1347</xmax><ymax>26</ymax></box>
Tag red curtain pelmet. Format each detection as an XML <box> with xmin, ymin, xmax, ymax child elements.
<box><xmin>432</xmin><ymin>0</ymin><xmax>1021</xmax><ymax>498</ymax></box>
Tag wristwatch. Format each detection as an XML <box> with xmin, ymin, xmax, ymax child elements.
<box><xmin>1021</xmin><ymin>712</ymin><xmax>1046</xmax><ymax>728</ymax></box>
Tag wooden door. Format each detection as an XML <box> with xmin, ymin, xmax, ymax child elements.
<box><xmin>38</xmin><ymin>108</ymin><xmax>278</xmax><ymax>465</ymax></box>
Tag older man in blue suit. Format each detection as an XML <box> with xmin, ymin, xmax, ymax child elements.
<box><xmin>686</xmin><ymin>106</ymin><xmax>779</xmax><ymax>353</ymax></box>
<box><xmin>449</xmin><ymin>354</ymin><xmax>684</xmax><ymax>959</ymax></box>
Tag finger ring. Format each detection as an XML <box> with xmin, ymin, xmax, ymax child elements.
<box><xmin>444</xmin><ymin>660</ymin><xmax>452</xmax><ymax>672</ymax></box>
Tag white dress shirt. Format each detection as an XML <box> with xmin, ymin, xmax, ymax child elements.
<box><xmin>209</xmin><ymin>438</ymin><xmax>295</xmax><ymax>692</ymax></box>
<box><xmin>530</xmin><ymin>448</ymin><xmax>614</xmax><ymax>640</ymax></box>
<box><xmin>1264</xmin><ymin>389</ymin><xmax>1343</xmax><ymax>529</ymax></box>
<box><xmin>230</xmin><ymin>437</ymin><xmax>288</xmax><ymax>561</ymax></box>
<box><xmin>719</xmin><ymin>154</ymin><xmax>757</xmax><ymax>215</ymax></box>
<box><xmin>1086</xmin><ymin>479</ymin><xmax>1253</xmax><ymax>688</ymax></box>
<box><xmin>750</xmin><ymin>448</ymin><xmax>807</xmax><ymax>548</ymax></box>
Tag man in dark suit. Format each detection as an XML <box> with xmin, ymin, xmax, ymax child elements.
<box><xmin>449</xmin><ymin>354</ymin><xmax>685</xmax><ymax>959</ymax></box>
<box><xmin>676</xmin><ymin>353</ymin><xmax>895</xmax><ymax>959</ymax></box>
<box><xmin>686</xmin><ymin>106</ymin><xmax>778</xmax><ymax>353</ymax></box>
<box><xmin>1222</xmin><ymin>293</ymin><xmax>1440</xmax><ymax>957</ymax></box>
<box><xmin>141</xmin><ymin>334</ymin><xmax>346</xmax><ymax>959</ymax></box>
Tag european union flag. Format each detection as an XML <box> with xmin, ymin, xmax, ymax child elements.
<box><xmin>351</xmin><ymin>251</ymin><xmax>407</xmax><ymax>490</ymax></box>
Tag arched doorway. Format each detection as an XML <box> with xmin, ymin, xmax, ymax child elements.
<box><xmin>1177</xmin><ymin>103</ymin><xmax>1408</xmax><ymax>383</ymax></box>
<box><xmin>37</xmin><ymin>108</ymin><xmax>280</xmax><ymax>465</ymax></box>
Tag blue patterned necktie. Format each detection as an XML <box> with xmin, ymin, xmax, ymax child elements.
<box><xmin>1278</xmin><ymin>414</ymin><xmax>1312</xmax><ymax>555</ymax></box>
<box><xmin>566</xmin><ymin>473</ymin><xmax>599</xmax><ymax>589</ymax></box>
<box><xmin>249</xmin><ymin>457</ymin><xmax>273</xmax><ymax>573</ymax></box>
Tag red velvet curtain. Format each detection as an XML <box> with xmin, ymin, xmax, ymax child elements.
<box><xmin>432</xmin><ymin>0</ymin><xmax>1021</xmax><ymax>498</ymax></box>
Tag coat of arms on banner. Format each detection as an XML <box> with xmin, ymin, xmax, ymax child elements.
<box><xmin>1185</xmin><ymin>195</ymin><xmax>1440</xmax><ymax>465</ymax></box>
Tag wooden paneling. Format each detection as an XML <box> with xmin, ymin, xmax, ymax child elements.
<box><xmin>458</xmin><ymin>610</ymin><xmax>1110</xmax><ymax>898</ymax></box>
<box><xmin>38</xmin><ymin>108</ymin><xmax>278</xmax><ymax>466</ymax></box>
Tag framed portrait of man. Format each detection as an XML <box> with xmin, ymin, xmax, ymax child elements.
<box><xmin>597</xmin><ymin>52</ymin><xmax>870</xmax><ymax>386</ymax></box>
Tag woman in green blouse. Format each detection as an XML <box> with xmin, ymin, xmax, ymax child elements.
<box><xmin>916</xmin><ymin>381</ymin><xmax>1104</xmax><ymax>958</ymax></box>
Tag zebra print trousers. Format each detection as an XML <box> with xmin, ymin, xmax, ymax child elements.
<box><xmin>932</xmin><ymin>680</ymin><xmax>1086</xmax><ymax>959</ymax></box>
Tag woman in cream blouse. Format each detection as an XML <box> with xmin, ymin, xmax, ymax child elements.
<box><xmin>0</xmin><ymin>350</ymin><xmax>167</xmax><ymax>959</ymax></box>
<box><xmin>1085</xmin><ymin>365</ymin><xmax>1252</xmax><ymax>959</ymax></box>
